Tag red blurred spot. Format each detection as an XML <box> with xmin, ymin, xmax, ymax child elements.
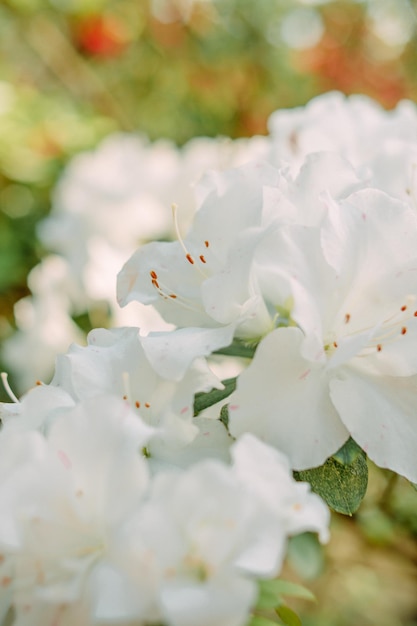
<box><xmin>75</xmin><ymin>14</ymin><xmax>129</xmax><ymax>58</ymax></box>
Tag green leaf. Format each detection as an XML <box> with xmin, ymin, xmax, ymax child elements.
<box><xmin>1</xmin><ymin>607</ymin><xmax>15</xmax><ymax>626</ymax></box>
<box><xmin>294</xmin><ymin>453</ymin><xmax>368</xmax><ymax>515</ymax></box>
<box><xmin>263</xmin><ymin>580</ymin><xmax>315</xmax><ymax>602</ymax></box>
<box><xmin>275</xmin><ymin>605</ymin><xmax>302</xmax><ymax>626</ymax></box>
<box><xmin>287</xmin><ymin>533</ymin><xmax>324</xmax><ymax>581</ymax></box>
<box><xmin>249</xmin><ymin>617</ymin><xmax>282</xmax><ymax>626</ymax></box>
<box><xmin>257</xmin><ymin>579</ymin><xmax>315</xmax><ymax>606</ymax></box>
<box><xmin>219</xmin><ymin>403</ymin><xmax>229</xmax><ymax>428</ymax></box>
<box><xmin>193</xmin><ymin>377</ymin><xmax>237</xmax><ymax>415</ymax></box>
<box><xmin>213</xmin><ymin>340</ymin><xmax>257</xmax><ymax>359</ymax></box>
<box><xmin>332</xmin><ymin>437</ymin><xmax>363</xmax><ymax>465</ymax></box>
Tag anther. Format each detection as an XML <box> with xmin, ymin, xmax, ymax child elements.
<box><xmin>377</xmin><ymin>344</ymin><xmax>382</xmax><ymax>352</ymax></box>
<box><xmin>401</xmin><ymin>305</ymin><xmax>407</xmax><ymax>312</ymax></box>
<box><xmin>152</xmin><ymin>278</ymin><xmax>160</xmax><ymax>289</ymax></box>
<box><xmin>204</xmin><ymin>240</ymin><xmax>209</xmax><ymax>248</ymax></box>
<box><xmin>333</xmin><ymin>341</ymin><xmax>338</xmax><ymax>348</ymax></box>
<box><xmin>186</xmin><ymin>253</ymin><xmax>195</xmax><ymax>265</ymax></box>
<box><xmin>199</xmin><ymin>255</ymin><xmax>206</xmax><ymax>264</ymax></box>
<box><xmin>169</xmin><ymin>294</ymin><xmax>177</xmax><ymax>299</ymax></box>
<box><xmin>35</xmin><ymin>380</ymin><xmax>42</xmax><ymax>386</ymax></box>
<box><xmin>344</xmin><ymin>313</ymin><xmax>351</xmax><ymax>324</ymax></box>
<box><xmin>145</xmin><ymin>402</ymin><xmax>150</xmax><ymax>408</ymax></box>
<box><xmin>401</xmin><ymin>327</ymin><xmax>407</xmax><ymax>335</ymax></box>
<box><xmin>135</xmin><ymin>401</ymin><xmax>140</xmax><ymax>408</ymax></box>
<box><xmin>150</xmin><ymin>270</ymin><xmax>158</xmax><ymax>280</ymax></box>
<box><xmin>123</xmin><ymin>395</ymin><xmax>127</xmax><ymax>400</ymax></box>
<box><xmin>414</xmin><ymin>311</ymin><xmax>417</xmax><ymax>317</ymax></box>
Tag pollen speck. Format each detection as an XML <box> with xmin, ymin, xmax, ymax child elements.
<box><xmin>186</xmin><ymin>253</ymin><xmax>194</xmax><ymax>264</ymax></box>
<box><xmin>145</xmin><ymin>402</ymin><xmax>150</xmax><ymax>408</ymax></box>
<box><xmin>204</xmin><ymin>240</ymin><xmax>209</xmax><ymax>248</ymax></box>
<box><xmin>199</xmin><ymin>255</ymin><xmax>206</xmax><ymax>264</ymax></box>
<box><xmin>333</xmin><ymin>341</ymin><xmax>338</xmax><ymax>348</ymax></box>
<box><xmin>344</xmin><ymin>313</ymin><xmax>351</xmax><ymax>323</ymax></box>
<box><xmin>401</xmin><ymin>326</ymin><xmax>407</xmax><ymax>335</ymax></box>
<box><xmin>35</xmin><ymin>380</ymin><xmax>42</xmax><ymax>386</ymax></box>
<box><xmin>123</xmin><ymin>395</ymin><xmax>127</xmax><ymax>400</ymax></box>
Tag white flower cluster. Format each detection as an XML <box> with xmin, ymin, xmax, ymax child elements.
<box><xmin>115</xmin><ymin>91</ymin><xmax>417</xmax><ymax>484</ymax></box>
<box><xmin>0</xmin><ymin>333</ymin><xmax>328</xmax><ymax>624</ymax></box>
<box><xmin>4</xmin><ymin>92</ymin><xmax>417</xmax><ymax>393</ymax></box>
<box><xmin>2</xmin><ymin>89</ymin><xmax>417</xmax><ymax>622</ymax></box>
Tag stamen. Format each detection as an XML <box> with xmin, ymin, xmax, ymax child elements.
<box><xmin>150</xmin><ymin>275</ymin><xmax>205</xmax><ymax>314</ymax></box>
<box><xmin>172</xmin><ymin>203</ymin><xmax>208</xmax><ymax>278</ymax></box>
<box><xmin>1</xmin><ymin>372</ymin><xmax>19</xmax><ymax>403</ymax></box>
<box><xmin>122</xmin><ymin>372</ymin><xmax>132</xmax><ymax>405</ymax></box>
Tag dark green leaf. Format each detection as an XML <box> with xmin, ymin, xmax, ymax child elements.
<box><xmin>219</xmin><ymin>404</ymin><xmax>229</xmax><ymax>428</ymax></box>
<box><xmin>275</xmin><ymin>605</ymin><xmax>302</xmax><ymax>626</ymax></box>
<box><xmin>294</xmin><ymin>453</ymin><xmax>368</xmax><ymax>515</ymax></box>
<box><xmin>193</xmin><ymin>378</ymin><xmax>237</xmax><ymax>415</ymax></box>
<box><xmin>332</xmin><ymin>437</ymin><xmax>363</xmax><ymax>465</ymax></box>
<box><xmin>213</xmin><ymin>340</ymin><xmax>257</xmax><ymax>359</ymax></box>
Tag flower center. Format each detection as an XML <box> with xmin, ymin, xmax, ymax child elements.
<box><xmin>325</xmin><ymin>296</ymin><xmax>417</xmax><ymax>359</ymax></box>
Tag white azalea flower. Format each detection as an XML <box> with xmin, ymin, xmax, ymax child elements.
<box><xmin>0</xmin><ymin>400</ymin><xmax>329</xmax><ymax>626</ymax></box>
<box><xmin>3</xmin><ymin>326</ymin><xmax>230</xmax><ymax>470</ymax></box>
<box><xmin>229</xmin><ymin>189</ymin><xmax>417</xmax><ymax>481</ymax></box>
<box><xmin>119</xmin><ymin>435</ymin><xmax>329</xmax><ymax>626</ymax></box>
<box><xmin>117</xmin><ymin>162</ymin><xmax>282</xmax><ymax>339</ymax></box>
<box><xmin>117</xmin><ymin>153</ymin><xmax>369</xmax><ymax>378</ymax></box>
<box><xmin>268</xmin><ymin>90</ymin><xmax>417</xmax><ymax>175</ymax></box>
<box><xmin>0</xmin><ymin>396</ymin><xmax>154</xmax><ymax>625</ymax></box>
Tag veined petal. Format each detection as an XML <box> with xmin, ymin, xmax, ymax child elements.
<box><xmin>329</xmin><ymin>369</ymin><xmax>417</xmax><ymax>482</ymax></box>
<box><xmin>228</xmin><ymin>328</ymin><xmax>349</xmax><ymax>470</ymax></box>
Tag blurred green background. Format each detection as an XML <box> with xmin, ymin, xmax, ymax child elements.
<box><xmin>0</xmin><ymin>1</ymin><xmax>417</xmax><ymax>624</ymax></box>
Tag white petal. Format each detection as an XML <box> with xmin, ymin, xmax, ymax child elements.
<box><xmin>141</xmin><ymin>326</ymin><xmax>235</xmax><ymax>381</ymax></box>
<box><xmin>330</xmin><ymin>369</ymin><xmax>417</xmax><ymax>482</ymax></box>
<box><xmin>228</xmin><ymin>328</ymin><xmax>349</xmax><ymax>469</ymax></box>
